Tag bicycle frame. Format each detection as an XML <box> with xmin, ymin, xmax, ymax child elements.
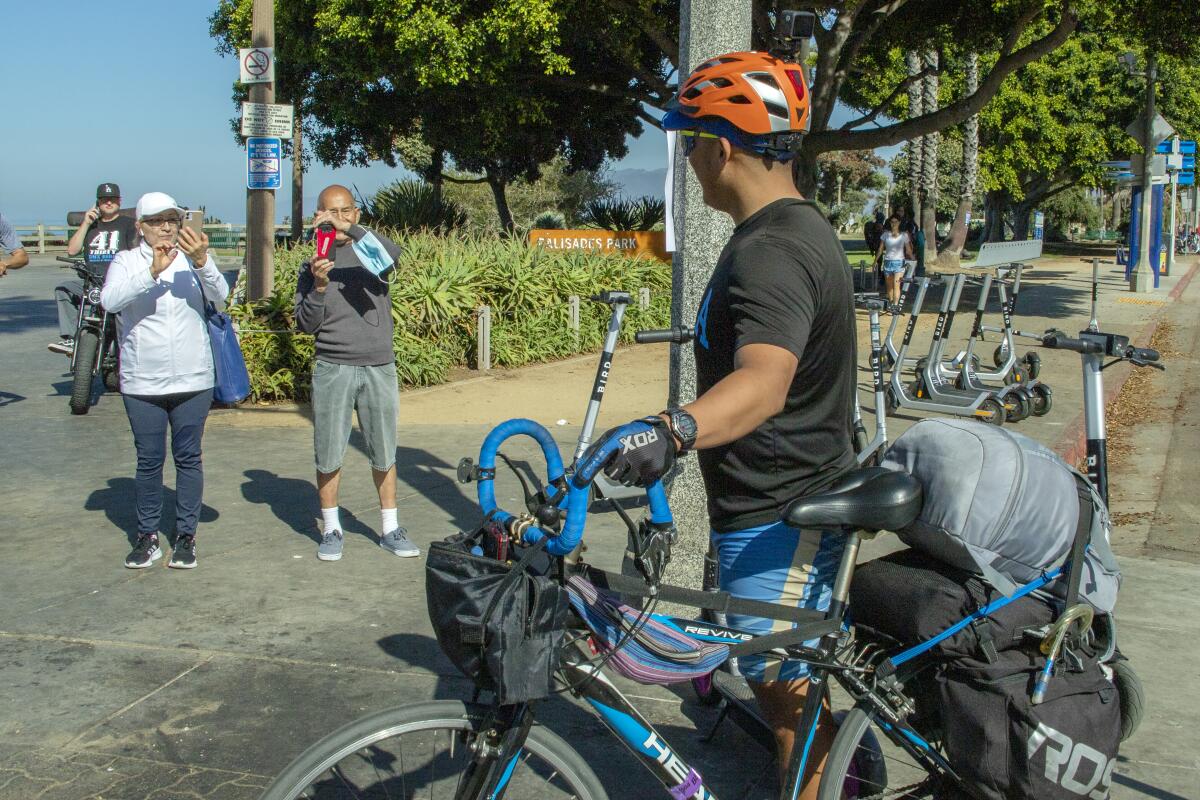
<box><xmin>460</xmin><ymin>526</ymin><xmax>1073</xmax><ymax>800</ymax></box>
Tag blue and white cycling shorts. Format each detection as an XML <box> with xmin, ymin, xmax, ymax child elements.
<box><xmin>713</xmin><ymin>521</ymin><xmax>846</xmax><ymax>683</ymax></box>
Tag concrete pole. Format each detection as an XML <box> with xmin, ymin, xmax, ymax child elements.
<box><xmin>246</xmin><ymin>0</ymin><xmax>275</xmax><ymax>301</ymax></box>
<box><xmin>1132</xmin><ymin>53</ymin><xmax>1156</xmax><ymax>293</ymax></box>
<box><xmin>666</xmin><ymin>0</ymin><xmax>752</xmax><ymax>588</ymax></box>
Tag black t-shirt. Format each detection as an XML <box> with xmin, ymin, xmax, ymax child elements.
<box><xmin>694</xmin><ymin>199</ymin><xmax>857</xmax><ymax>532</ymax></box>
<box><xmin>82</xmin><ymin>216</ymin><xmax>139</xmax><ymax>274</ymax></box>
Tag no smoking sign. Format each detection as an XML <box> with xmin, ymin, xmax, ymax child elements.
<box><xmin>239</xmin><ymin>47</ymin><xmax>274</xmax><ymax>84</ymax></box>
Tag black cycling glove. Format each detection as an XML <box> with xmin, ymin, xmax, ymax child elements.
<box><xmin>581</xmin><ymin>417</ymin><xmax>677</xmax><ymax>488</ymax></box>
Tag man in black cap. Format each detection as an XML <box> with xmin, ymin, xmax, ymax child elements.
<box><xmin>51</xmin><ymin>183</ymin><xmax>139</xmax><ymax>355</ymax></box>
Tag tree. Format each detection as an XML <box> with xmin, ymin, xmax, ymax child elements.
<box><xmin>210</xmin><ymin>0</ymin><xmax>324</xmax><ymax>239</ymax></box>
<box><xmin>941</xmin><ymin>52</ymin><xmax>980</xmax><ymax>261</ymax></box>
<box><xmin>815</xmin><ymin>149</ymin><xmax>885</xmax><ymax>227</ymax></box>
<box><xmin>210</xmin><ymin>1</ymin><xmax>674</xmax><ymax>234</ymax></box>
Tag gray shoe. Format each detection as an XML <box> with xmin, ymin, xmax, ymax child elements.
<box><xmin>380</xmin><ymin>527</ymin><xmax>419</xmax><ymax>558</ymax></box>
<box><xmin>317</xmin><ymin>530</ymin><xmax>343</xmax><ymax>561</ymax></box>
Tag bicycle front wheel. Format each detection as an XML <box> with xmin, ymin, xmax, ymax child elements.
<box><xmin>817</xmin><ymin>705</ymin><xmax>942</xmax><ymax>800</ymax></box>
<box><xmin>262</xmin><ymin>700</ymin><xmax>608</xmax><ymax>800</ymax></box>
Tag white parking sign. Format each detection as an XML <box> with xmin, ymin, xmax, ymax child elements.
<box><xmin>247</xmin><ymin>137</ymin><xmax>282</xmax><ymax>190</ymax></box>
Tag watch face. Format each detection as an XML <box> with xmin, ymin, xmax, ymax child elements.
<box><xmin>674</xmin><ymin>411</ymin><xmax>698</xmax><ymax>441</ymax></box>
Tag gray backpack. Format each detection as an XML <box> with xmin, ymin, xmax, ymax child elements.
<box><xmin>880</xmin><ymin>419</ymin><xmax>1120</xmax><ymax>612</ymax></box>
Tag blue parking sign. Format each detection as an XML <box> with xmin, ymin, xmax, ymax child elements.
<box><xmin>247</xmin><ymin>136</ymin><xmax>282</xmax><ymax>190</ymax></box>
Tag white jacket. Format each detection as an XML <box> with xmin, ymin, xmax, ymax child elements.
<box><xmin>101</xmin><ymin>240</ymin><xmax>230</xmax><ymax>396</ymax></box>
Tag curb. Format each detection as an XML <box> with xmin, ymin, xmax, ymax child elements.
<box><xmin>1053</xmin><ymin>258</ymin><xmax>1199</xmax><ymax>467</ymax></box>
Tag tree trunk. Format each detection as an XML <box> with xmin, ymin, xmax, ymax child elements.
<box><xmin>1011</xmin><ymin>201</ymin><xmax>1033</xmax><ymax>240</ymax></box>
<box><xmin>291</xmin><ymin>111</ymin><xmax>304</xmax><ymax>241</ymax></box>
<box><xmin>793</xmin><ymin>149</ymin><xmax>820</xmax><ymax>200</ymax></box>
<box><xmin>429</xmin><ymin>149</ymin><xmax>445</xmax><ymax>207</ymax></box>
<box><xmin>919</xmin><ymin>50</ymin><xmax>940</xmax><ymax>260</ymax></box>
<box><xmin>940</xmin><ymin>52</ymin><xmax>978</xmax><ymax>266</ymax></box>
<box><xmin>905</xmin><ymin>51</ymin><xmax>923</xmax><ymax>222</ymax></box>
<box><xmin>983</xmin><ymin>190</ymin><xmax>1008</xmax><ymax>242</ymax></box>
<box><xmin>486</xmin><ymin>168</ymin><xmax>515</xmax><ymax>235</ymax></box>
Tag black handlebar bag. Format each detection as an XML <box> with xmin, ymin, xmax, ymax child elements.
<box><xmin>426</xmin><ymin>526</ymin><xmax>568</xmax><ymax>705</ymax></box>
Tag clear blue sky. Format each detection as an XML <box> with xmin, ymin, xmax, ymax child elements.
<box><xmin>0</xmin><ymin>2</ymin><xmax>897</xmax><ymax>226</ymax></box>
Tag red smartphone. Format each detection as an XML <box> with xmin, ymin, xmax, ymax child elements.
<box><xmin>315</xmin><ymin>223</ymin><xmax>336</xmax><ymax>259</ymax></box>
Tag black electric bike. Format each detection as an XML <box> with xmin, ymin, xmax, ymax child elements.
<box><xmin>57</xmin><ymin>256</ymin><xmax>120</xmax><ymax>414</ymax></box>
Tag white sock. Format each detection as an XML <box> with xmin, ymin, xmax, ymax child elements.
<box><xmin>321</xmin><ymin>507</ymin><xmax>341</xmax><ymax>535</ymax></box>
<box><xmin>381</xmin><ymin>507</ymin><xmax>398</xmax><ymax>534</ymax></box>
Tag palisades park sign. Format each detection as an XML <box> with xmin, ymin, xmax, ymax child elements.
<box><xmin>528</xmin><ymin>230</ymin><xmax>669</xmax><ymax>262</ymax></box>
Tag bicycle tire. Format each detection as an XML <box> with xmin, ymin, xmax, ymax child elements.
<box><xmin>818</xmin><ymin>706</ymin><xmax>937</xmax><ymax>800</ymax></box>
<box><xmin>261</xmin><ymin>700</ymin><xmax>608</xmax><ymax>800</ymax></box>
<box><xmin>70</xmin><ymin>329</ymin><xmax>99</xmax><ymax>415</ymax></box>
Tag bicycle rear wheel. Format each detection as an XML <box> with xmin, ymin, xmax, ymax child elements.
<box><xmin>817</xmin><ymin>706</ymin><xmax>946</xmax><ymax>800</ymax></box>
<box><xmin>262</xmin><ymin>700</ymin><xmax>607</xmax><ymax>800</ymax></box>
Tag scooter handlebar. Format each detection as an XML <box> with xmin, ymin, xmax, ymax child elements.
<box><xmin>635</xmin><ymin>326</ymin><xmax>695</xmax><ymax>344</ymax></box>
<box><xmin>1127</xmin><ymin>347</ymin><xmax>1159</xmax><ymax>363</ymax></box>
<box><xmin>1041</xmin><ymin>332</ymin><xmax>1103</xmax><ymax>354</ymax></box>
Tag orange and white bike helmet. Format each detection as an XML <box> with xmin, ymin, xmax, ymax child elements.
<box><xmin>662</xmin><ymin>51</ymin><xmax>810</xmax><ymax>161</ymax></box>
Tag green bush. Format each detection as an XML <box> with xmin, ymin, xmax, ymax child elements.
<box><xmin>231</xmin><ymin>231</ymin><xmax>671</xmax><ymax>403</ymax></box>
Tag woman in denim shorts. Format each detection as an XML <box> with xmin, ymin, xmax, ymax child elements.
<box><xmin>875</xmin><ymin>215</ymin><xmax>912</xmax><ymax>313</ymax></box>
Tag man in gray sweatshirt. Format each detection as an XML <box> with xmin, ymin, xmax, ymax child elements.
<box><xmin>294</xmin><ymin>184</ymin><xmax>418</xmax><ymax>562</ymax></box>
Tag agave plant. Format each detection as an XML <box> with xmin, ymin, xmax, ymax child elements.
<box><xmin>580</xmin><ymin>196</ymin><xmax>666</xmax><ymax>231</ymax></box>
<box><xmin>364</xmin><ymin>180</ymin><xmax>468</xmax><ymax>234</ymax></box>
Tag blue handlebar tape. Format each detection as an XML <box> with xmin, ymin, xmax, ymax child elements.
<box><xmin>476</xmin><ymin>419</ymin><xmax>565</xmax><ymax>521</ymax></box>
<box><xmin>476</xmin><ymin>418</ymin><xmax>673</xmax><ymax>556</ymax></box>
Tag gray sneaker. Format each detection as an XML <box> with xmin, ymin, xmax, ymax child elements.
<box><xmin>317</xmin><ymin>530</ymin><xmax>343</xmax><ymax>561</ymax></box>
<box><xmin>380</xmin><ymin>528</ymin><xmax>419</xmax><ymax>558</ymax></box>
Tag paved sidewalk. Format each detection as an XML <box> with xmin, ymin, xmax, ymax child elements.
<box><xmin>0</xmin><ymin>253</ymin><xmax>1197</xmax><ymax>799</ymax></box>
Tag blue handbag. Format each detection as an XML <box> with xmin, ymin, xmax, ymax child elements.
<box><xmin>191</xmin><ymin>268</ymin><xmax>250</xmax><ymax>404</ymax></box>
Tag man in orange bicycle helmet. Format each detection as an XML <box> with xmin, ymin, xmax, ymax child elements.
<box><xmin>582</xmin><ymin>50</ymin><xmax>856</xmax><ymax>798</ymax></box>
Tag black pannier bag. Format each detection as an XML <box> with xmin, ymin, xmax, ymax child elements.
<box><xmin>426</xmin><ymin>523</ymin><xmax>569</xmax><ymax>705</ymax></box>
<box><xmin>937</xmin><ymin>649</ymin><xmax>1120</xmax><ymax>800</ymax></box>
<box><xmin>851</xmin><ymin>551</ymin><xmax>1121</xmax><ymax>800</ymax></box>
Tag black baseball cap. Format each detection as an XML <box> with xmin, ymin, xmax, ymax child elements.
<box><xmin>96</xmin><ymin>183</ymin><xmax>121</xmax><ymax>199</ymax></box>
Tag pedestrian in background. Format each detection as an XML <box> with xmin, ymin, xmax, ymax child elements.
<box><xmin>100</xmin><ymin>192</ymin><xmax>229</xmax><ymax>570</ymax></box>
<box><xmin>294</xmin><ymin>184</ymin><xmax>417</xmax><ymax>563</ymax></box>
<box><xmin>876</xmin><ymin>215</ymin><xmax>913</xmax><ymax>313</ymax></box>
<box><xmin>0</xmin><ymin>211</ymin><xmax>29</xmax><ymax>277</ymax></box>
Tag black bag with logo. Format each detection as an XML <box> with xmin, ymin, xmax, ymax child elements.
<box><xmin>851</xmin><ymin>550</ymin><xmax>1121</xmax><ymax>799</ymax></box>
<box><xmin>425</xmin><ymin>523</ymin><xmax>569</xmax><ymax>705</ymax></box>
<box><xmin>936</xmin><ymin>649</ymin><xmax>1120</xmax><ymax>800</ymax></box>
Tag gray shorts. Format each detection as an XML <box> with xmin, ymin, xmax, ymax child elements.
<box><xmin>312</xmin><ymin>359</ymin><xmax>399</xmax><ymax>473</ymax></box>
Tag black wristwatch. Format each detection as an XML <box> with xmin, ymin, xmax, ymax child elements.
<box><xmin>661</xmin><ymin>407</ymin><xmax>698</xmax><ymax>453</ymax></box>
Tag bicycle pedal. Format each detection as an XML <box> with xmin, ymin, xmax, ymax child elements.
<box><xmin>713</xmin><ymin>670</ymin><xmax>756</xmax><ymax>704</ymax></box>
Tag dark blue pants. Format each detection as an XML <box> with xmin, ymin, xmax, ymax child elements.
<box><xmin>122</xmin><ymin>389</ymin><xmax>213</xmax><ymax>537</ymax></box>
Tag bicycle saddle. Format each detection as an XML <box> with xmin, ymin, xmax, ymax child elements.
<box><xmin>782</xmin><ymin>467</ymin><xmax>923</xmax><ymax>533</ymax></box>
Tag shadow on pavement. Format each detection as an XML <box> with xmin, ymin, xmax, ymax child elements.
<box><xmin>394</xmin><ymin>445</ymin><xmax>480</xmax><ymax>532</ymax></box>
<box><xmin>240</xmin><ymin>468</ymin><xmax>375</xmax><ymax>544</ymax></box>
<box><xmin>1112</xmin><ymin>769</ymin><xmax>1191</xmax><ymax>800</ymax></box>
<box><xmin>0</xmin><ymin>295</ymin><xmax>56</xmax><ymax>333</ymax></box>
<box><xmin>0</xmin><ymin>390</ymin><xmax>25</xmax><ymax>408</ymax></box>
<box><xmin>85</xmin><ymin>477</ymin><xmax>219</xmax><ymax>545</ymax></box>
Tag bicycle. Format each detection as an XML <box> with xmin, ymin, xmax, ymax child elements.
<box><xmin>262</xmin><ymin>319</ymin><xmax>1155</xmax><ymax>800</ymax></box>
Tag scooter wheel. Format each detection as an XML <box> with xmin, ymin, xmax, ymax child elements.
<box><xmin>914</xmin><ymin>357</ymin><xmax>927</xmax><ymax>373</ymax></box>
<box><xmin>1029</xmin><ymin>383</ymin><xmax>1053</xmax><ymax>416</ymax></box>
<box><xmin>1023</xmin><ymin>352</ymin><xmax>1042</xmax><ymax>380</ymax></box>
<box><xmin>885</xmin><ymin>386</ymin><xmax>901</xmax><ymax>413</ymax></box>
<box><xmin>954</xmin><ymin>373</ymin><xmax>967</xmax><ymax>391</ymax></box>
<box><xmin>993</xmin><ymin>343</ymin><xmax>1009</xmax><ymax>368</ymax></box>
<box><xmin>1005</xmin><ymin>389</ymin><xmax>1033</xmax><ymax>423</ymax></box>
<box><xmin>908</xmin><ymin>378</ymin><xmax>926</xmax><ymax>400</ymax></box>
<box><xmin>978</xmin><ymin>398</ymin><xmax>1005</xmax><ymax>426</ymax></box>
